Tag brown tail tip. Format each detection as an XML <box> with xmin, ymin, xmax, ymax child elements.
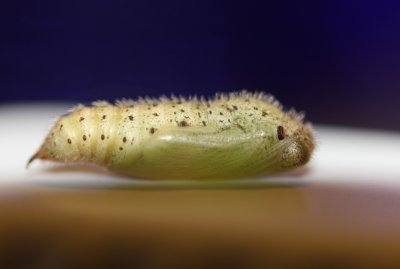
<box><xmin>26</xmin><ymin>153</ymin><xmax>38</xmax><ymax>169</ymax></box>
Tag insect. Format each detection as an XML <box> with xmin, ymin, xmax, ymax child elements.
<box><xmin>28</xmin><ymin>91</ymin><xmax>315</xmax><ymax>179</ymax></box>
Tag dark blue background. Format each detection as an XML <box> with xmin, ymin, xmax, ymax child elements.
<box><xmin>1</xmin><ymin>1</ymin><xmax>400</xmax><ymax>130</ymax></box>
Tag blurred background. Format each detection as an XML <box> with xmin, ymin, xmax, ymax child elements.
<box><xmin>1</xmin><ymin>0</ymin><xmax>400</xmax><ymax>130</ymax></box>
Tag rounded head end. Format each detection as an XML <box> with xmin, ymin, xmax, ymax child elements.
<box><xmin>280</xmin><ymin>126</ymin><xmax>315</xmax><ymax>169</ymax></box>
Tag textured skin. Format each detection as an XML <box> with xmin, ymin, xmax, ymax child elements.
<box><xmin>28</xmin><ymin>91</ymin><xmax>315</xmax><ymax>179</ymax></box>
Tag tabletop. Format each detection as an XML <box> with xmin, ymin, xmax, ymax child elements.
<box><xmin>1</xmin><ymin>103</ymin><xmax>400</xmax><ymax>268</ymax></box>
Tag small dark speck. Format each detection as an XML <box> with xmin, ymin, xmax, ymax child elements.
<box><xmin>277</xmin><ymin>126</ymin><xmax>286</xmax><ymax>140</ymax></box>
<box><xmin>150</xmin><ymin>127</ymin><xmax>157</xmax><ymax>134</ymax></box>
<box><xmin>262</xmin><ymin>111</ymin><xmax>268</xmax><ymax>117</ymax></box>
<box><xmin>180</xmin><ymin>109</ymin><xmax>185</xmax><ymax>112</ymax></box>
<box><xmin>232</xmin><ymin>105</ymin><xmax>238</xmax><ymax>110</ymax></box>
<box><xmin>123</xmin><ymin>137</ymin><xmax>127</xmax><ymax>143</ymax></box>
<box><xmin>202</xmin><ymin>121</ymin><xmax>206</xmax><ymax>126</ymax></box>
<box><xmin>153</xmin><ymin>113</ymin><xmax>159</xmax><ymax>116</ymax></box>
<box><xmin>129</xmin><ymin>115</ymin><xmax>134</xmax><ymax>121</ymax></box>
<box><xmin>101</xmin><ymin>134</ymin><xmax>105</xmax><ymax>140</ymax></box>
<box><xmin>253</xmin><ymin>107</ymin><xmax>258</xmax><ymax>110</ymax></box>
<box><xmin>67</xmin><ymin>138</ymin><xmax>71</xmax><ymax>144</ymax></box>
<box><xmin>119</xmin><ymin>147</ymin><xmax>123</xmax><ymax>151</ymax></box>
<box><xmin>102</xmin><ymin>115</ymin><xmax>106</xmax><ymax>120</ymax></box>
<box><xmin>209</xmin><ymin>110</ymin><xmax>212</xmax><ymax>115</ymax></box>
<box><xmin>79</xmin><ymin>117</ymin><xmax>85</xmax><ymax>122</ymax></box>
<box><xmin>249</xmin><ymin>113</ymin><xmax>253</xmax><ymax>117</ymax></box>
<box><xmin>178</xmin><ymin>121</ymin><xmax>188</xmax><ymax>127</ymax></box>
<box><xmin>82</xmin><ymin>135</ymin><xmax>87</xmax><ymax>141</ymax></box>
<box><xmin>60</xmin><ymin>124</ymin><xmax>63</xmax><ymax>130</ymax></box>
<box><xmin>219</xmin><ymin>112</ymin><xmax>223</xmax><ymax>115</ymax></box>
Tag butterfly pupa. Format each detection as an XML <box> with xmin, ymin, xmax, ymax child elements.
<box><xmin>28</xmin><ymin>91</ymin><xmax>315</xmax><ymax>179</ymax></box>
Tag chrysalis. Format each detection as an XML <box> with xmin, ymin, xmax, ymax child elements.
<box><xmin>28</xmin><ymin>91</ymin><xmax>315</xmax><ymax>179</ymax></box>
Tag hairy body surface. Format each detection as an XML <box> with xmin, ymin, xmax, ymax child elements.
<box><xmin>28</xmin><ymin>91</ymin><xmax>315</xmax><ymax>179</ymax></box>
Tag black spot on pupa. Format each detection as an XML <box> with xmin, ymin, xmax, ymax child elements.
<box><xmin>237</xmin><ymin>124</ymin><xmax>245</xmax><ymax>132</ymax></box>
<box><xmin>60</xmin><ymin>124</ymin><xmax>63</xmax><ymax>130</ymax></box>
<box><xmin>101</xmin><ymin>134</ymin><xmax>105</xmax><ymax>140</ymax></box>
<box><xmin>277</xmin><ymin>126</ymin><xmax>285</xmax><ymax>140</ymax></box>
<box><xmin>202</xmin><ymin>121</ymin><xmax>206</xmax><ymax>126</ymax></box>
<box><xmin>253</xmin><ymin>106</ymin><xmax>258</xmax><ymax>110</ymax></box>
<box><xmin>249</xmin><ymin>113</ymin><xmax>253</xmax><ymax>117</ymax></box>
<box><xmin>209</xmin><ymin>110</ymin><xmax>212</xmax><ymax>115</ymax></box>
<box><xmin>153</xmin><ymin>113</ymin><xmax>159</xmax><ymax>116</ymax></box>
<box><xmin>79</xmin><ymin>117</ymin><xmax>85</xmax><ymax>122</ymax></box>
<box><xmin>150</xmin><ymin>127</ymin><xmax>156</xmax><ymax>134</ymax></box>
<box><xmin>177</xmin><ymin>101</ymin><xmax>182</xmax><ymax>105</ymax></box>
<box><xmin>219</xmin><ymin>112</ymin><xmax>223</xmax><ymax>115</ymax></box>
<box><xmin>153</xmin><ymin>103</ymin><xmax>158</xmax><ymax>107</ymax></box>
<box><xmin>197</xmin><ymin>112</ymin><xmax>201</xmax><ymax>118</ymax></box>
<box><xmin>67</xmin><ymin>138</ymin><xmax>72</xmax><ymax>144</ymax></box>
<box><xmin>129</xmin><ymin>115</ymin><xmax>134</xmax><ymax>121</ymax></box>
<box><xmin>123</xmin><ymin>137</ymin><xmax>127</xmax><ymax>143</ymax></box>
<box><xmin>180</xmin><ymin>109</ymin><xmax>185</xmax><ymax>112</ymax></box>
<box><xmin>102</xmin><ymin>115</ymin><xmax>106</xmax><ymax>120</ymax></box>
<box><xmin>119</xmin><ymin>147</ymin><xmax>123</xmax><ymax>151</ymax></box>
<box><xmin>178</xmin><ymin>121</ymin><xmax>188</xmax><ymax>127</ymax></box>
<box><xmin>262</xmin><ymin>111</ymin><xmax>268</xmax><ymax>117</ymax></box>
<box><xmin>82</xmin><ymin>135</ymin><xmax>87</xmax><ymax>141</ymax></box>
<box><xmin>232</xmin><ymin>105</ymin><xmax>238</xmax><ymax>110</ymax></box>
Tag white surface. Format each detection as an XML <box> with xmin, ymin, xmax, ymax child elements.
<box><xmin>1</xmin><ymin>103</ymin><xmax>400</xmax><ymax>189</ymax></box>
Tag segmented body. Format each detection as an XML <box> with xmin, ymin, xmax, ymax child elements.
<box><xmin>29</xmin><ymin>91</ymin><xmax>315</xmax><ymax>179</ymax></box>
